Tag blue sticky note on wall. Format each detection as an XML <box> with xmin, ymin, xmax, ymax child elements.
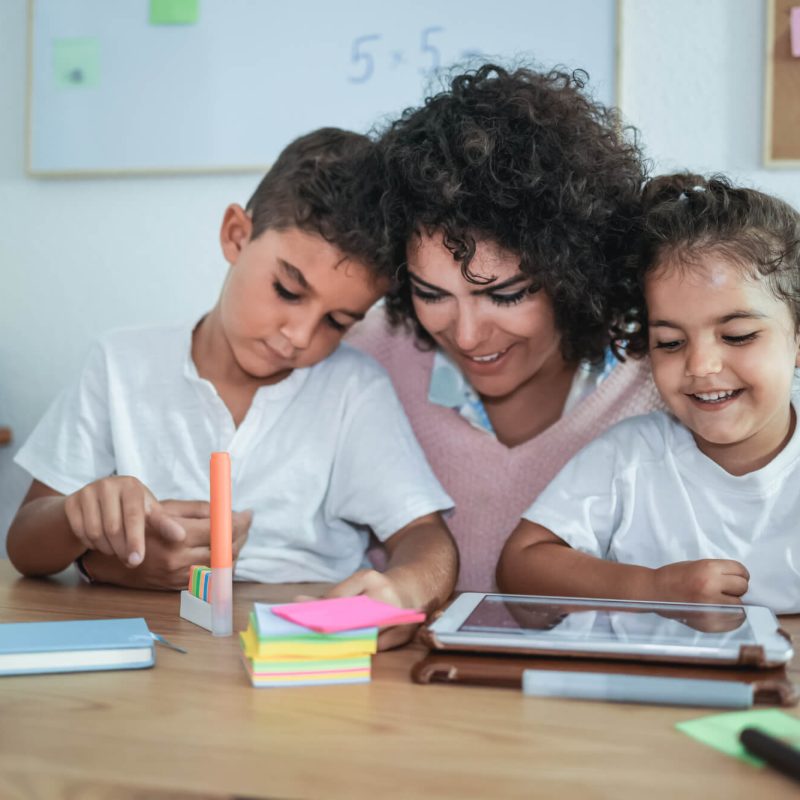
<box><xmin>150</xmin><ymin>0</ymin><xmax>200</xmax><ymax>25</ymax></box>
<box><xmin>53</xmin><ymin>38</ymin><xmax>100</xmax><ymax>89</ymax></box>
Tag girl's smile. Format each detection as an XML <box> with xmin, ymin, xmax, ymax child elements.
<box><xmin>646</xmin><ymin>254</ymin><xmax>800</xmax><ymax>475</ymax></box>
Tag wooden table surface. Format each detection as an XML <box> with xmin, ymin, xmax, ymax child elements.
<box><xmin>0</xmin><ymin>559</ymin><xmax>798</xmax><ymax>800</ymax></box>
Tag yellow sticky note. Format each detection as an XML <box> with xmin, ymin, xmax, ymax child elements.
<box><xmin>149</xmin><ymin>0</ymin><xmax>199</xmax><ymax>25</ymax></box>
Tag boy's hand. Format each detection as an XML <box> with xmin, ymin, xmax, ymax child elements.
<box><xmin>651</xmin><ymin>559</ymin><xmax>750</xmax><ymax>605</ymax></box>
<box><xmin>325</xmin><ymin>568</ymin><xmax>421</xmax><ymax>650</ymax></box>
<box><xmin>65</xmin><ymin>476</ymin><xmax>185</xmax><ymax>568</ymax></box>
<box><xmin>78</xmin><ymin>498</ymin><xmax>252</xmax><ymax>590</ymax></box>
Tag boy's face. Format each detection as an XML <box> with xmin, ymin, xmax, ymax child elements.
<box><xmin>218</xmin><ymin>205</ymin><xmax>386</xmax><ymax>381</ymax></box>
<box><xmin>645</xmin><ymin>255</ymin><xmax>800</xmax><ymax>472</ymax></box>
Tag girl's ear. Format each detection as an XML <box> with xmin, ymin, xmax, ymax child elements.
<box><xmin>795</xmin><ymin>328</ymin><xmax>800</xmax><ymax>368</ymax></box>
<box><xmin>220</xmin><ymin>204</ymin><xmax>253</xmax><ymax>265</ymax></box>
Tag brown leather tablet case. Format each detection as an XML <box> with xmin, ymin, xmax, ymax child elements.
<box><xmin>411</xmin><ymin>650</ymin><xmax>799</xmax><ymax>706</ymax></box>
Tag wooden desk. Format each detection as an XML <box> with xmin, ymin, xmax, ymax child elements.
<box><xmin>0</xmin><ymin>560</ymin><xmax>797</xmax><ymax>800</ymax></box>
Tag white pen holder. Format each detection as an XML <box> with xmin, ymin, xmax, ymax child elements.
<box><xmin>179</xmin><ymin>591</ymin><xmax>213</xmax><ymax>632</ymax></box>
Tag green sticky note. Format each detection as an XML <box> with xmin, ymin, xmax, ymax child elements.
<box><xmin>149</xmin><ymin>0</ymin><xmax>200</xmax><ymax>25</ymax></box>
<box><xmin>676</xmin><ymin>709</ymin><xmax>800</xmax><ymax>766</ymax></box>
<box><xmin>53</xmin><ymin>38</ymin><xmax>100</xmax><ymax>89</ymax></box>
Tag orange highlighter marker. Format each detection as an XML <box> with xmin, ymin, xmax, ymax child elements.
<box><xmin>210</xmin><ymin>451</ymin><xmax>233</xmax><ymax>637</ymax></box>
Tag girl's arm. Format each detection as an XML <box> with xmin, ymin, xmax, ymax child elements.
<box><xmin>496</xmin><ymin>520</ymin><xmax>750</xmax><ymax>604</ymax></box>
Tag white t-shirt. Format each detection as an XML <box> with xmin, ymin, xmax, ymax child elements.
<box><xmin>522</xmin><ymin>408</ymin><xmax>800</xmax><ymax>613</ymax></box>
<box><xmin>15</xmin><ymin>323</ymin><xmax>453</xmax><ymax>583</ymax></box>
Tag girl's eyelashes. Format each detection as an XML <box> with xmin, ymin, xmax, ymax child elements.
<box><xmin>653</xmin><ymin>339</ymin><xmax>683</xmax><ymax>351</ymax></box>
<box><xmin>273</xmin><ymin>280</ymin><xmax>300</xmax><ymax>302</ymax></box>
<box><xmin>652</xmin><ymin>332</ymin><xmax>759</xmax><ymax>351</ymax></box>
<box><xmin>723</xmin><ymin>332</ymin><xmax>758</xmax><ymax>345</ymax></box>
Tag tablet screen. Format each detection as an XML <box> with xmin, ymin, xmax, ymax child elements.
<box><xmin>459</xmin><ymin>595</ymin><xmax>751</xmax><ymax>647</ymax></box>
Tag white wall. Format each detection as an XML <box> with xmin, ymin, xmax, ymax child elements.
<box><xmin>1</xmin><ymin>0</ymin><xmax>796</xmax><ymax>546</ymax></box>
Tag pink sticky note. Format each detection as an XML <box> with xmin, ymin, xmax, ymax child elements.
<box><xmin>792</xmin><ymin>7</ymin><xmax>800</xmax><ymax>58</ymax></box>
<box><xmin>272</xmin><ymin>596</ymin><xmax>426</xmax><ymax>633</ymax></box>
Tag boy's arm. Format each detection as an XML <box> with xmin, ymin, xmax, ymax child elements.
<box><xmin>7</xmin><ymin>478</ymin><xmax>186</xmax><ymax>578</ymax></box>
<box><xmin>6</xmin><ymin>479</ymin><xmax>252</xmax><ymax>587</ymax></box>
<box><xmin>7</xmin><ymin>481</ymin><xmax>86</xmax><ymax>576</ymax></box>
<box><xmin>326</xmin><ymin>512</ymin><xmax>458</xmax><ymax>649</ymax></box>
<box><xmin>496</xmin><ymin>520</ymin><xmax>750</xmax><ymax>605</ymax></box>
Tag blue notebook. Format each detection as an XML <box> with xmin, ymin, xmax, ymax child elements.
<box><xmin>0</xmin><ymin>617</ymin><xmax>155</xmax><ymax>676</ymax></box>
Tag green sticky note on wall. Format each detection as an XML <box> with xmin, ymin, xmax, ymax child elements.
<box><xmin>150</xmin><ymin>0</ymin><xmax>200</xmax><ymax>25</ymax></box>
<box><xmin>53</xmin><ymin>38</ymin><xmax>100</xmax><ymax>89</ymax></box>
<box><xmin>676</xmin><ymin>709</ymin><xmax>800</xmax><ymax>766</ymax></box>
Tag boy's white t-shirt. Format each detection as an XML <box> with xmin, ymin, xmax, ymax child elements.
<box><xmin>522</xmin><ymin>407</ymin><xmax>800</xmax><ymax>613</ymax></box>
<box><xmin>15</xmin><ymin>323</ymin><xmax>453</xmax><ymax>583</ymax></box>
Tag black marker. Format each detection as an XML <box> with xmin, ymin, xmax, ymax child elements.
<box><xmin>739</xmin><ymin>727</ymin><xmax>800</xmax><ymax>783</ymax></box>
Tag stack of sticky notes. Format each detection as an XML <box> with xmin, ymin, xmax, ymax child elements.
<box><xmin>189</xmin><ymin>565</ymin><xmax>212</xmax><ymax>600</ymax></box>
<box><xmin>239</xmin><ymin>596</ymin><xmax>426</xmax><ymax>688</ymax></box>
<box><xmin>179</xmin><ymin>565</ymin><xmax>212</xmax><ymax>631</ymax></box>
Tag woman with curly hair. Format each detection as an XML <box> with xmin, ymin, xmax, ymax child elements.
<box><xmin>348</xmin><ymin>64</ymin><xmax>662</xmax><ymax>591</ymax></box>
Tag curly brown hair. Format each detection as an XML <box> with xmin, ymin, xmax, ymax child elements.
<box><xmin>378</xmin><ymin>63</ymin><xmax>646</xmax><ymax>363</ymax></box>
<box><xmin>621</xmin><ymin>172</ymin><xmax>800</xmax><ymax>357</ymax></box>
<box><xmin>245</xmin><ymin>127</ymin><xmax>387</xmax><ymax>278</ymax></box>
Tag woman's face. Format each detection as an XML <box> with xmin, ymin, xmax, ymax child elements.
<box><xmin>407</xmin><ymin>232</ymin><xmax>567</xmax><ymax>398</ymax></box>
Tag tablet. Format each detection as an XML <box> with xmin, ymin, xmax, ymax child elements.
<box><xmin>425</xmin><ymin>594</ymin><xmax>794</xmax><ymax>667</ymax></box>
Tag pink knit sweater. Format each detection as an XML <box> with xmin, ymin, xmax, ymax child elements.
<box><xmin>348</xmin><ymin>309</ymin><xmax>662</xmax><ymax>592</ymax></box>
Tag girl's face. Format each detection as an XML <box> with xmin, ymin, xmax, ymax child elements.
<box><xmin>217</xmin><ymin>205</ymin><xmax>385</xmax><ymax>382</ymax></box>
<box><xmin>645</xmin><ymin>254</ymin><xmax>800</xmax><ymax>472</ymax></box>
<box><xmin>407</xmin><ymin>232</ymin><xmax>567</xmax><ymax>399</ymax></box>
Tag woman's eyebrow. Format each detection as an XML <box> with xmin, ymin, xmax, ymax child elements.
<box><xmin>407</xmin><ymin>269</ymin><xmax>529</xmax><ymax>294</ymax></box>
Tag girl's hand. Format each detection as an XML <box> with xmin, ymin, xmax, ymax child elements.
<box><xmin>64</xmin><ymin>476</ymin><xmax>185</xmax><ymax>568</ymax></box>
<box><xmin>652</xmin><ymin>559</ymin><xmax>750</xmax><ymax>605</ymax></box>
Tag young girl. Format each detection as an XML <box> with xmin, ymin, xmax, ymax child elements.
<box><xmin>497</xmin><ymin>174</ymin><xmax>800</xmax><ymax>613</ymax></box>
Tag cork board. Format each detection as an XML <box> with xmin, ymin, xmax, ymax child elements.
<box><xmin>765</xmin><ymin>0</ymin><xmax>800</xmax><ymax>165</ymax></box>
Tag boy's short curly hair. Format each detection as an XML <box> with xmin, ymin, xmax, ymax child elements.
<box><xmin>245</xmin><ymin>127</ymin><xmax>388</xmax><ymax>278</ymax></box>
<box><xmin>622</xmin><ymin>173</ymin><xmax>800</xmax><ymax>357</ymax></box>
<box><xmin>379</xmin><ymin>63</ymin><xmax>646</xmax><ymax>363</ymax></box>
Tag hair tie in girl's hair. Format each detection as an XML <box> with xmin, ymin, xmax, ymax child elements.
<box><xmin>678</xmin><ymin>185</ymin><xmax>706</xmax><ymax>202</ymax></box>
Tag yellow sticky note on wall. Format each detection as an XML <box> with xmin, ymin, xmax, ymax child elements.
<box><xmin>149</xmin><ymin>0</ymin><xmax>200</xmax><ymax>26</ymax></box>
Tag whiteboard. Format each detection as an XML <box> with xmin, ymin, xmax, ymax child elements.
<box><xmin>27</xmin><ymin>0</ymin><xmax>618</xmax><ymax>176</ymax></box>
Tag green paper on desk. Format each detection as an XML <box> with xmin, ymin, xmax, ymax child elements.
<box><xmin>149</xmin><ymin>0</ymin><xmax>199</xmax><ymax>25</ymax></box>
<box><xmin>676</xmin><ymin>709</ymin><xmax>800</xmax><ymax>766</ymax></box>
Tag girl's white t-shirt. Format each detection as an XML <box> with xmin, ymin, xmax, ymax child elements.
<box><xmin>15</xmin><ymin>322</ymin><xmax>453</xmax><ymax>583</ymax></box>
<box><xmin>523</xmin><ymin>406</ymin><xmax>800</xmax><ymax>613</ymax></box>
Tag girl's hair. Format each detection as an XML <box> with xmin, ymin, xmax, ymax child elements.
<box><xmin>378</xmin><ymin>63</ymin><xmax>646</xmax><ymax>364</ymax></box>
<box><xmin>621</xmin><ymin>173</ymin><xmax>800</xmax><ymax>356</ymax></box>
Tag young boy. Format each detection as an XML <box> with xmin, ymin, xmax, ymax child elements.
<box><xmin>8</xmin><ymin>129</ymin><xmax>457</xmax><ymax>646</ymax></box>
